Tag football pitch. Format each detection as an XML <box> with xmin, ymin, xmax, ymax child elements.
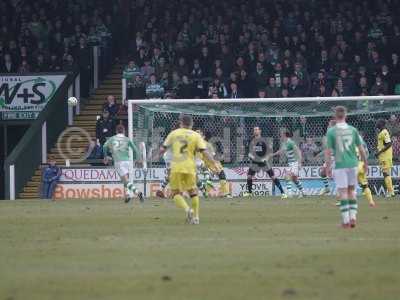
<box><xmin>0</xmin><ymin>197</ymin><xmax>399</xmax><ymax>300</ymax></box>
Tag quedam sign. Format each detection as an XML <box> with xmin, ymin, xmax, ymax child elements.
<box><xmin>54</xmin><ymin>166</ymin><xmax>399</xmax><ymax>199</ymax></box>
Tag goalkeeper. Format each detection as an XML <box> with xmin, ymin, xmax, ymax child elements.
<box><xmin>196</xmin><ymin>129</ymin><xmax>231</xmax><ymax>198</ymax></box>
<box><xmin>244</xmin><ymin>126</ymin><xmax>287</xmax><ymax>198</ymax></box>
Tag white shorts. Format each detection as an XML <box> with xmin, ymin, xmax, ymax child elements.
<box><xmin>115</xmin><ymin>161</ymin><xmax>133</xmax><ymax>178</ymax></box>
<box><xmin>333</xmin><ymin>167</ymin><xmax>357</xmax><ymax>189</ymax></box>
<box><xmin>288</xmin><ymin>161</ymin><xmax>299</xmax><ymax>176</ymax></box>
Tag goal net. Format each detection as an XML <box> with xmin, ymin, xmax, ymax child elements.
<box><xmin>128</xmin><ymin>96</ymin><xmax>400</xmax><ymax>197</ymax></box>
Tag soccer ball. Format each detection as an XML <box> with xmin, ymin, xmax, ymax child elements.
<box><xmin>68</xmin><ymin>97</ymin><xmax>78</xmax><ymax>106</ymax></box>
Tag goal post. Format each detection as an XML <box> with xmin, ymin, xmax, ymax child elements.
<box><xmin>128</xmin><ymin>96</ymin><xmax>400</xmax><ymax>197</ymax></box>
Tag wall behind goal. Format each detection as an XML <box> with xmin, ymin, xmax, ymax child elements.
<box><xmin>52</xmin><ymin>166</ymin><xmax>400</xmax><ymax>199</ymax></box>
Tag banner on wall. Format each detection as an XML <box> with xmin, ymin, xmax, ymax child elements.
<box><xmin>55</xmin><ymin>165</ymin><xmax>399</xmax><ymax>199</ymax></box>
<box><xmin>59</xmin><ymin>165</ymin><xmax>400</xmax><ymax>183</ymax></box>
<box><xmin>0</xmin><ymin>75</ymin><xmax>66</xmax><ymax>120</ymax></box>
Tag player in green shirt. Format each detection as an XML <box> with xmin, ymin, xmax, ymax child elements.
<box><xmin>324</xmin><ymin>106</ymin><xmax>368</xmax><ymax>229</ymax></box>
<box><xmin>103</xmin><ymin>125</ymin><xmax>144</xmax><ymax>203</ymax></box>
<box><xmin>271</xmin><ymin>130</ymin><xmax>304</xmax><ymax>197</ymax></box>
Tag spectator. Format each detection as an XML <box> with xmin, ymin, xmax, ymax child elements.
<box><xmin>62</xmin><ymin>54</ymin><xmax>76</xmax><ymax>72</ymax></box>
<box><xmin>288</xmin><ymin>75</ymin><xmax>305</xmax><ymax>97</ymax></box>
<box><xmin>370</xmin><ymin>76</ymin><xmax>389</xmax><ymax>95</ymax></box>
<box><xmin>141</xmin><ymin>60</ymin><xmax>155</xmax><ymax>80</ymax></box>
<box><xmin>123</xmin><ymin>60</ymin><xmax>141</xmax><ymax>84</ymax></box>
<box><xmin>257</xmin><ymin>89</ymin><xmax>267</xmax><ymax>98</ymax></box>
<box><xmin>18</xmin><ymin>60</ymin><xmax>30</xmax><ymax>74</ymax></box>
<box><xmin>380</xmin><ymin>65</ymin><xmax>395</xmax><ymax>93</ymax></box>
<box><xmin>96</xmin><ymin>110</ymin><xmax>116</xmax><ymax>145</ymax></box>
<box><xmin>174</xmin><ymin>57</ymin><xmax>189</xmax><ymax>77</ymax></box>
<box><xmin>129</xmin><ymin>74</ymin><xmax>146</xmax><ymax>100</ymax></box>
<box><xmin>339</xmin><ymin>69</ymin><xmax>356</xmax><ymax>96</ymax></box>
<box><xmin>208</xmin><ymin>78</ymin><xmax>227</xmax><ymax>99</ymax></box>
<box><xmin>356</xmin><ymin>76</ymin><xmax>370</xmax><ymax>95</ymax></box>
<box><xmin>32</xmin><ymin>54</ymin><xmax>47</xmax><ymax>72</ymax></box>
<box><xmin>103</xmin><ymin>95</ymin><xmax>119</xmax><ymax>117</ymax></box>
<box><xmin>48</xmin><ymin>55</ymin><xmax>62</xmax><ymax>72</ymax></box>
<box><xmin>265</xmin><ymin>77</ymin><xmax>280</xmax><ymax>98</ymax></box>
<box><xmin>177</xmin><ymin>75</ymin><xmax>194</xmax><ymax>99</ymax></box>
<box><xmin>75</xmin><ymin>37</ymin><xmax>91</xmax><ymax>97</ymax></box>
<box><xmin>331</xmin><ymin>79</ymin><xmax>345</xmax><ymax>97</ymax></box>
<box><xmin>254</xmin><ymin>62</ymin><xmax>268</xmax><ymax>90</ymax></box>
<box><xmin>238</xmin><ymin>70</ymin><xmax>254</xmax><ymax>98</ymax></box>
<box><xmin>228</xmin><ymin>82</ymin><xmax>242</xmax><ymax>99</ymax></box>
<box><xmin>146</xmin><ymin>74</ymin><xmax>165</xmax><ymax>99</ymax></box>
<box><xmin>0</xmin><ymin>54</ymin><xmax>16</xmax><ymax>73</ymax></box>
<box><xmin>41</xmin><ymin>160</ymin><xmax>61</xmax><ymax>200</ymax></box>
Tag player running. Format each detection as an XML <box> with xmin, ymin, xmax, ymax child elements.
<box><xmin>244</xmin><ymin>126</ymin><xmax>287</xmax><ymax>198</ymax></box>
<box><xmin>155</xmin><ymin>150</ymin><xmax>172</xmax><ymax>198</ymax></box>
<box><xmin>319</xmin><ymin>119</ymin><xmax>336</xmax><ymax>196</ymax></box>
<box><xmin>358</xmin><ymin>134</ymin><xmax>375</xmax><ymax>207</ymax></box>
<box><xmin>160</xmin><ymin>114</ymin><xmax>216</xmax><ymax>225</ymax></box>
<box><xmin>271</xmin><ymin>130</ymin><xmax>304</xmax><ymax>197</ymax></box>
<box><xmin>196</xmin><ymin>129</ymin><xmax>231</xmax><ymax>198</ymax></box>
<box><xmin>103</xmin><ymin>124</ymin><xmax>144</xmax><ymax>203</ymax></box>
<box><xmin>325</xmin><ymin>106</ymin><xmax>368</xmax><ymax>229</ymax></box>
<box><xmin>375</xmin><ymin>119</ymin><xmax>395</xmax><ymax>197</ymax></box>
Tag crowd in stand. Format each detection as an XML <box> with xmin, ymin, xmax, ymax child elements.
<box><xmin>0</xmin><ymin>0</ymin><xmax>117</xmax><ymax>97</ymax></box>
<box><xmin>123</xmin><ymin>0</ymin><xmax>400</xmax><ymax>99</ymax></box>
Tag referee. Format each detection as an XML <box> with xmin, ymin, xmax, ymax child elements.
<box><xmin>244</xmin><ymin>126</ymin><xmax>287</xmax><ymax>198</ymax></box>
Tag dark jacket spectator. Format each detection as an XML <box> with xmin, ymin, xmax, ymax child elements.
<box><xmin>96</xmin><ymin>110</ymin><xmax>116</xmax><ymax>145</ymax></box>
<box><xmin>0</xmin><ymin>54</ymin><xmax>17</xmax><ymax>73</ymax></box>
<box><xmin>265</xmin><ymin>77</ymin><xmax>281</xmax><ymax>98</ymax></box>
<box><xmin>370</xmin><ymin>76</ymin><xmax>389</xmax><ymax>95</ymax></box>
<box><xmin>103</xmin><ymin>95</ymin><xmax>119</xmax><ymax>117</ymax></box>
<box><xmin>228</xmin><ymin>82</ymin><xmax>242</xmax><ymax>99</ymax></box>
<box><xmin>41</xmin><ymin>160</ymin><xmax>61</xmax><ymax>199</ymax></box>
<box><xmin>177</xmin><ymin>75</ymin><xmax>195</xmax><ymax>99</ymax></box>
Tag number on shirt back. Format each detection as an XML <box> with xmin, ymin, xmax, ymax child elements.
<box><xmin>337</xmin><ymin>133</ymin><xmax>353</xmax><ymax>153</ymax></box>
<box><xmin>179</xmin><ymin>139</ymin><xmax>188</xmax><ymax>154</ymax></box>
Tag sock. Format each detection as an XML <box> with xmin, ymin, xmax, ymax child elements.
<box><xmin>340</xmin><ymin>200</ymin><xmax>350</xmax><ymax>224</ymax></box>
<box><xmin>286</xmin><ymin>179</ymin><xmax>292</xmax><ymax>194</ymax></box>
<box><xmin>161</xmin><ymin>177</ymin><xmax>169</xmax><ymax>189</ymax></box>
<box><xmin>247</xmin><ymin>178</ymin><xmax>253</xmax><ymax>193</ymax></box>
<box><xmin>273</xmin><ymin>178</ymin><xmax>285</xmax><ymax>194</ymax></box>
<box><xmin>384</xmin><ymin>176</ymin><xmax>394</xmax><ymax>194</ymax></box>
<box><xmin>294</xmin><ymin>180</ymin><xmax>303</xmax><ymax>192</ymax></box>
<box><xmin>219</xmin><ymin>179</ymin><xmax>230</xmax><ymax>195</ymax></box>
<box><xmin>322</xmin><ymin>176</ymin><xmax>330</xmax><ymax>189</ymax></box>
<box><xmin>348</xmin><ymin>199</ymin><xmax>358</xmax><ymax>221</ymax></box>
<box><xmin>364</xmin><ymin>186</ymin><xmax>374</xmax><ymax>205</ymax></box>
<box><xmin>126</xmin><ymin>182</ymin><xmax>137</xmax><ymax>194</ymax></box>
<box><xmin>191</xmin><ymin>195</ymin><xmax>200</xmax><ymax>219</ymax></box>
<box><xmin>173</xmin><ymin>194</ymin><xmax>190</xmax><ymax>212</ymax></box>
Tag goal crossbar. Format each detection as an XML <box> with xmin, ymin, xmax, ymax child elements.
<box><xmin>128</xmin><ymin>95</ymin><xmax>400</xmax><ymax>105</ymax></box>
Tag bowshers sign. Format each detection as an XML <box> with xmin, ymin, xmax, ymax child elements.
<box><xmin>54</xmin><ymin>165</ymin><xmax>399</xmax><ymax>199</ymax></box>
<box><xmin>0</xmin><ymin>75</ymin><xmax>66</xmax><ymax>120</ymax></box>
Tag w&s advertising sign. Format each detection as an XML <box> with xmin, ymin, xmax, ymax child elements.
<box><xmin>0</xmin><ymin>75</ymin><xmax>66</xmax><ymax>120</ymax></box>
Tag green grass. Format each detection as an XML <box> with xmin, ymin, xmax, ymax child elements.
<box><xmin>0</xmin><ymin>197</ymin><xmax>399</xmax><ymax>300</ymax></box>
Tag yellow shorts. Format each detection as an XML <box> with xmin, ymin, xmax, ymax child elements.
<box><xmin>357</xmin><ymin>161</ymin><xmax>368</xmax><ymax>186</ymax></box>
<box><xmin>205</xmin><ymin>160</ymin><xmax>223</xmax><ymax>174</ymax></box>
<box><xmin>169</xmin><ymin>172</ymin><xmax>197</xmax><ymax>192</ymax></box>
<box><xmin>379</xmin><ymin>159</ymin><xmax>393</xmax><ymax>173</ymax></box>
